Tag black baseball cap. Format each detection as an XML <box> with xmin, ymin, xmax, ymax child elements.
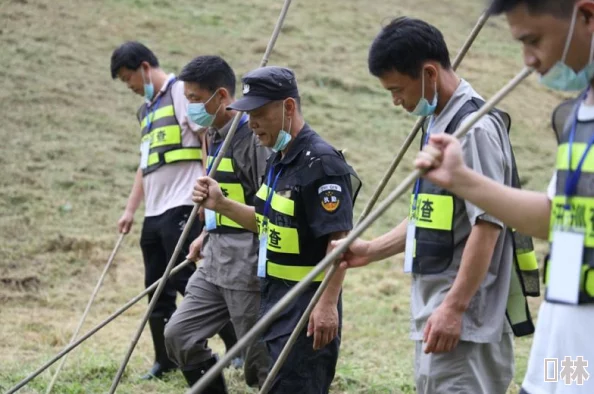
<box><xmin>227</xmin><ymin>66</ymin><xmax>300</xmax><ymax>111</ymax></box>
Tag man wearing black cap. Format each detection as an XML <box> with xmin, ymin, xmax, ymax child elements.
<box><xmin>193</xmin><ymin>66</ymin><xmax>362</xmax><ymax>393</ymax></box>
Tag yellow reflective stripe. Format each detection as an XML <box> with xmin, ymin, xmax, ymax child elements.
<box><xmin>267</xmin><ymin>261</ymin><xmax>324</xmax><ymax>282</ymax></box>
<box><xmin>507</xmin><ymin>268</ymin><xmax>528</xmax><ymax>325</ymax></box>
<box><xmin>267</xmin><ymin>222</ymin><xmax>299</xmax><ymax>254</ymax></box>
<box><xmin>254</xmin><ymin>213</ymin><xmax>299</xmax><ymax>254</ymax></box>
<box><xmin>556</xmin><ymin>143</ymin><xmax>594</xmax><ymax>172</ymax></box>
<box><xmin>140</xmin><ymin>105</ymin><xmax>175</xmax><ymax>130</ymax></box>
<box><xmin>149</xmin><ymin>125</ymin><xmax>182</xmax><ymax>148</ymax></box>
<box><xmin>219</xmin><ymin>183</ymin><xmax>246</xmax><ymax>204</ymax></box>
<box><xmin>148</xmin><ymin>152</ymin><xmax>159</xmax><ymax>166</ymax></box>
<box><xmin>207</xmin><ymin>156</ymin><xmax>234</xmax><ymax>172</ymax></box>
<box><xmin>217</xmin><ymin>183</ymin><xmax>246</xmax><ymax>229</ymax></box>
<box><xmin>409</xmin><ymin>193</ymin><xmax>453</xmax><ymax>231</ymax></box>
<box><xmin>256</xmin><ymin>184</ymin><xmax>295</xmax><ymax>217</ymax></box>
<box><xmin>164</xmin><ymin>148</ymin><xmax>201</xmax><ymax>163</ymax></box>
<box><xmin>516</xmin><ymin>250</ymin><xmax>538</xmax><ymax>271</ymax></box>
<box><xmin>585</xmin><ymin>267</ymin><xmax>594</xmax><ymax>296</ymax></box>
<box><xmin>549</xmin><ymin>196</ymin><xmax>594</xmax><ymax>247</ymax></box>
<box><xmin>219</xmin><ymin>215</ymin><xmax>243</xmax><ymax>229</ymax></box>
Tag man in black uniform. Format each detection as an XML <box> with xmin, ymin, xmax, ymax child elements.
<box><xmin>193</xmin><ymin>66</ymin><xmax>361</xmax><ymax>393</ymax></box>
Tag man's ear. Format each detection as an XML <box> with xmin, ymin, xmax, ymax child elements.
<box><xmin>579</xmin><ymin>0</ymin><xmax>594</xmax><ymax>32</ymax></box>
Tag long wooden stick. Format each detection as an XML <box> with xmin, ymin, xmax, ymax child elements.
<box><xmin>44</xmin><ymin>233</ymin><xmax>126</xmax><ymax>393</ymax></box>
<box><xmin>5</xmin><ymin>259</ymin><xmax>194</xmax><ymax>394</ymax></box>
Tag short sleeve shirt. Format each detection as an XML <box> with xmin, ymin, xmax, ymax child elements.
<box><xmin>410</xmin><ymin>79</ymin><xmax>515</xmax><ymax>343</ymax></box>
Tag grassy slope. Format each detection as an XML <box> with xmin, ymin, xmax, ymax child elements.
<box><xmin>0</xmin><ymin>0</ymin><xmax>568</xmax><ymax>392</ymax></box>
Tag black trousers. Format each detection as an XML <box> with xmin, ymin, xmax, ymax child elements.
<box><xmin>140</xmin><ymin>205</ymin><xmax>201</xmax><ymax>319</ymax></box>
<box><xmin>260</xmin><ymin>278</ymin><xmax>342</xmax><ymax>394</ymax></box>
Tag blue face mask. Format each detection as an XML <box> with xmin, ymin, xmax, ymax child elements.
<box><xmin>272</xmin><ymin>103</ymin><xmax>292</xmax><ymax>152</ymax></box>
<box><xmin>187</xmin><ymin>90</ymin><xmax>220</xmax><ymax>127</ymax></box>
<box><xmin>411</xmin><ymin>71</ymin><xmax>438</xmax><ymax>116</ymax></box>
<box><xmin>141</xmin><ymin>68</ymin><xmax>155</xmax><ymax>103</ymax></box>
<box><xmin>540</xmin><ymin>7</ymin><xmax>594</xmax><ymax>92</ymax></box>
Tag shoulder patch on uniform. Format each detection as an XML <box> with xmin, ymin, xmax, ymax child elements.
<box><xmin>318</xmin><ymin>184</ymin><xmax>342</xmax><ymax>194</ymax></box>
<box><xmin>319</xmin><ymin>184</ymin><xmax>342</xmax><ymax>213</ymax></box>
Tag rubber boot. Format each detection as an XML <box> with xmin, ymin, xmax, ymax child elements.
<box><xmin>141</xmin><ymin>316</ymin><xmax>178</xmax><ymax>380</ymax></box>
<box><xmin>181</xmin><ymin>355</ymin><xmax>228</xmax><ymax>393</ymax></box>
<box><xmin>218</xmin><ymin>321</ymin><xmax>244</xmax><ymax>369</ymax></box>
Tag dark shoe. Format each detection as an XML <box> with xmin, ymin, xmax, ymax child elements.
<box><xmin>181</xmin><ymin>355</ymin><xmax>228</xmax><ymax>393</ymax></box>
<box><xmin>140</xmin><ymin>316</ymin><xmax>178</xmax><ymax>380</ymax></box>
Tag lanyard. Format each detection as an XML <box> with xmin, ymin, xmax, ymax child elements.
<box><xmin>564</xmin><ymin>90</ymin><xmax>594</xmax><ymax>209</ymax></box>
<box><xmin>411</xmin><ymin>116</ymin><xmax>436</xmax><ymax>216</ymax></box>
<box><xmin>262</xmin><ymin>165</ymin><xmax>284</xmax><ymax>226</ymax></box>
<box><xmin>206</xmin><ymin>144</ymin><xmax>223</xmax><ymax>175</ymax></box>
<box><xmin>144</xmin><ymin>95</ymin><xmax>163</xmax><ymax>133</ymax></box>
<box><xmin>205</xmin><ymin>115</ymin><xmax>249</xmax><ymax>175</ymax></box>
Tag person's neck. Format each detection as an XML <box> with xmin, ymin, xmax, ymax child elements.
<box><xmin>212</xmin><ymin>106</ymin><xmax>236</xmax><ymax>130</ymax></box>
<box><xmin>151</xmin><ymin>68</ymin><xmax>170</xmax><ymax>96</ymax></box>
<box><xmin>433</xmin><ymin>70</ymin><xmax>461</xmax><ymax>116</ymax></box>
<box><xmin>280</xmin><ymin>117</ymin><xmax>305</xmax><ymax>158</ymax></box>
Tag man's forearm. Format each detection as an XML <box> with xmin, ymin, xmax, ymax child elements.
<box><xmin>125</xmin><ymin>167</ymin><xmax>144</xmax><ymax>213</ymax></box>
<box><xmin>320</xmin><ymin>232</ymin><xmax>349</xmax><ymax>305</ymax></box>
<box><xmin>367</xmin><ymin>218</ymin><xmax>409</xmax><ymax>262</ymax></box>
<box><xmin>442</xmin><ymin>220</ymin><xmax>501</xmax><ymax>312</ymax></box>
<box><xmin>452</xmin><ymin>167</ymin><xmax>551</xmax><ymax>239</ymax></box>
<box><xmin>217</xmin><ymin>198</ymin><xmax>258</xmax><ymax>233</ymax></box>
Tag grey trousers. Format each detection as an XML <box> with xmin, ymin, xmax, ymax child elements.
<box><xmin>414</xmin><ymin>333</ymin><xmax>514</xmax><ymax>394</ymax></box>
<box><xmin>164</xmin><ymin>269</ymin><xmax>270</xmax><ymax>387</ymax></box>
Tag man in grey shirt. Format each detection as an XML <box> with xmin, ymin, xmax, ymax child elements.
<box><xmin>334</xmin><ymin>18</ymin><xmax>518</xmax><ymax>393</ymax></box>
<box><xmin>163</xmin><ymin>55</ymin><xmax>271</xmax><ymax>393</ymax></box>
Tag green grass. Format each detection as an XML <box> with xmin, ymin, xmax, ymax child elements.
<box><xmin>0</xmin><ymin>0</ymin><xmax>569</xmax><ymax>392</ymax></box>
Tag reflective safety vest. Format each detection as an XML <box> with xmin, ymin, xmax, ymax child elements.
<box><xmin>413</xmin><ymin>97</ymin><xmax>540</xmax><ymax>337</ymax></box>
<box><xmin>206</xmin><ymin>122</ymin><xmax>253</xmax><ymax>234</ymax></box>
<box><xmin>545</xmin><ymin>96</ymin><xmax>594</xmax><ymax>304</ymax></box>
<box><xmin>136</xmin><ymin>77</ymin><xmax>202</xmax><ymax>176</ymax></box>
<box><xmin>254</xmin><ymin>135</ymin><xmax>362</xmax><ymax>283</ymax></box>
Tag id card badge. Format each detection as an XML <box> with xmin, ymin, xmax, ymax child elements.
<box><xmin>403</xmin><ymin>220</ymin><xmax>416</xmax><ymax>273</ymax></box>
<box><xmin>546</xmin><ymin>228</ymin><xmax>584</xmax><ymax>304</ymax></box>
<box><xmin>204</xmin><ymin>209</ymin><xmax>217</xmax><ymax>231</ymax></box>
<box><xmin>140</xmin><ymin>138</ymin><xmax>150</xmax><ymax>169</ymax></box>
<box><xmin>257</xmin><ymin>232</ymin><xmax>268</xmax><ymax>278</ymax></box>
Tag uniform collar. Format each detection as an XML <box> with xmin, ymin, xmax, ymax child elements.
<box><xmin>208</xmin><ymin>116</ymin><xmax>233</xmax><ymax>142</ymax></box>
<box><xmin>208</xmin><ymin>112</ymin><xmax>249</xmax><ymax>143</ymax></box>
<box><xmin>429</xmin><ymin>78</ymin><xmax>479</xmax><ymax>134</ymax></box>
<box><xmin>272</xmin><ymin>123</ymin><xmax>313</xmax><ymax>166</ymax></box>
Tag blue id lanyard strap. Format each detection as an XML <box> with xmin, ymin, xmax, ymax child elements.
<box><xmin>144</xmin><ymin>95</ymin><xmax>163</xmax><ymax>133</ymax></box>
<box><xmin>262</xmin><ymin>165</ymin><xmax>284</xmax><ymax>224</ymax></box>
<box><xmin>205</xmin><ymin>114</ymin><xmax>249</xmax><ymax>175</ymax></box>
<box><xmin>411</xmin><ymin>116</ymin><xmax>436</xmax><ymax>216</ymax></box>
<box><xmin>206</xmin><ymin>143</ymin><xmax>223</xmax><ymax>175</ymax></box>
<box><xmin>565</xmin><ymin>90</ymin><xmax>594</xmax><ymax>210</ymax></box>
